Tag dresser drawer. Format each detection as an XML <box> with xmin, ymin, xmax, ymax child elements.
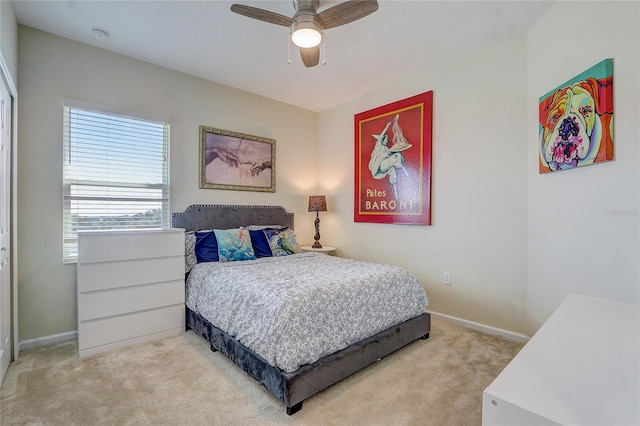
<box><xmin>77</xmin><ymin>256</ymin><xmax>184</xmax><ymax>292</ymax></box>
<box><xmin>78</xmin><ymin>229</ymin><xmax>184</xmax><ymax>263</ymax></box>
<box><xmin>78</xmin><ymin>279</ymin><xmax>184</xmax><ymax>321</ymax></box>
<box><xmin>78</xmin><ymin>305</ymin><xmax>185</xmax><ymax>354</ymax></box>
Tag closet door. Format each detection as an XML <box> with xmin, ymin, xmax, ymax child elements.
<box><xmin>0</xmin><ymin>74</ymin><xmax>12</xmax><ymax>383</ymax></box>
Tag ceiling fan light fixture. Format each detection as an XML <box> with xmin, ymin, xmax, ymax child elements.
<box><xmin>291</xmin><ymin>19</ymin><xmax>322</xmax><ymax>48</ymax></box>
<box><xmin>230</xmin><ymin>0</ymin><xmax>379</xmax><ymax>67</ymax></box>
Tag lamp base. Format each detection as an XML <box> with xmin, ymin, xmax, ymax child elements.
<box><xmin>312</xmin><ymin>215</ymin><xmax>322</xmax><ymax>249</ymax></box>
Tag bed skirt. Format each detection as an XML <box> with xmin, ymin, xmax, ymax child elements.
<box><xmin>186</xmin><ymin>307</ymin><xmax>431</xmax><ymax>414</ymax></box>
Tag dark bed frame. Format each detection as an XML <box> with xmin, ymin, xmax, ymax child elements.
<box><xmin>172</xmin><ymin>204</ymin><xmax>431</xmax><ymax>415</ymax></box>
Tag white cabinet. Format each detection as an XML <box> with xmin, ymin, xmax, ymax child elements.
<box><xmin>482</xmin><ymin>295</ymin><xmax>640</xmax><ymax>426</ymax></box>
<box><xmin>77</xmin><ymin>229</ymin><xmax>185</xmax><ymax>357</ymax></box>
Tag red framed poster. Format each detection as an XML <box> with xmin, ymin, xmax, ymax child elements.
<box><xmin>354</xmin><ymin>91</ymin><xmax>433</xmax><ymax>225</ymax></box>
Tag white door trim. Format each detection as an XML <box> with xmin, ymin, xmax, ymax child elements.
<box><xmin>0</xmin><ymin>52</ymin><xmax>18</xmax><ymax>362</ymax></box>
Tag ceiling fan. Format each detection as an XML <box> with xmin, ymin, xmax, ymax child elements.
<box><xmin>230</xmin><ymin>0</ymin><xmax>379</xmax><ymax>67</ymax></box>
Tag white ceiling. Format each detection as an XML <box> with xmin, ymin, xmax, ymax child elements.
<box><xmin>12</xmin><ymin>0</ymin><xmax>553</xmax><ymax>112</ymax></box>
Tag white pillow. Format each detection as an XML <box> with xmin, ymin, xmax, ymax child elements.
<box><xmin>244</xmin><ymin>224</ymin><xmax>288</xmax><ymax>231</ymax></box>
<box><xmin>185</xmin><ymin>231</ymin><xmax>197</xmax><ymax>273</ymax></box>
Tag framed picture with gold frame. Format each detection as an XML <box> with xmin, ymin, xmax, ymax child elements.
<box><xmin>199</xmin><ymin>126</ymin><xmax>275</xmax><ymax>192</ymax></box>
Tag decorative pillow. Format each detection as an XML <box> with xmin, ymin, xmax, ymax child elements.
<box><xmin>249</xmin><ymin>229</ymin><xmax>274</xmax><ymax>258</ymax></box>
<box><xmin>264</xmin><ymin>228</ymin><xmax>301</xmax><ymax>257</ymax></box>
<box><xmin>214</xmin><ymin>228</ymin><xmax>256</xmax><ymax>262</ymax></box>
<box><xmin>185</xmin><ymin>231</ymin><xmax>197</xmax><ymax>273</ymax></box>
<box><xmin>280</xmin><ymin>229</ymin><xmax>302</xmax><ymax>254</ymax></box>
<box><xmin>195</xmin><ymin>230</ymin><xmax>219</xmax><ymax>263</ymax></box>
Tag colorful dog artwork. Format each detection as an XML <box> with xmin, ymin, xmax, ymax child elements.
<box><xmin>539</xmin><ymin>59</ymin><xmax>614</xmax><ymax>174</ymax></box>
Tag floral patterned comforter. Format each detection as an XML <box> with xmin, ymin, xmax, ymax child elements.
<box><xmin>186</xmin><ymin>252</ymin><xmax>429</xmax><ymax>373</ymax></box>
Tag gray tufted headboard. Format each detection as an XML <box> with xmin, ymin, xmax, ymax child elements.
<box><xmin>171</xmin><ymin>204</ymin><xmax>294</xmax><ymax>231</ymax></box>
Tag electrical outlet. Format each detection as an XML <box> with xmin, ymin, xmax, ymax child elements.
<box><xmin>443</xmin><ymin>272</ymin><xmax>452</xmax><ymax>285</ymax></box>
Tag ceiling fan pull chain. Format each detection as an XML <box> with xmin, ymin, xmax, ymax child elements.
<box><xmin>287</xmin><ymin>31</ymin><xmax>292</xmax><ymax>65</ymax></box>
<box><xmin>322</xmin><ymin>37</ymin><xmax>326</xmax><ymax>65</ymax></box>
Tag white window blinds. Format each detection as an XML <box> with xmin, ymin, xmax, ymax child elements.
<box><xmin>63</xmin><ymin>104</ymin><xmax>170</xmax><ymax>263</ymax></box>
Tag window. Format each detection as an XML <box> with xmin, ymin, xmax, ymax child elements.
<box><xmin>63</xmin><ymin>103</ymin><xmax>170</xmax><ymax>262</ymax></box>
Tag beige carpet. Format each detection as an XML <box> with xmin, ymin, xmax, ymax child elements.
<box><xmin>0</xmin><ymin>318</ymin><xmax>522</xmax><ymax>425</ymax></box>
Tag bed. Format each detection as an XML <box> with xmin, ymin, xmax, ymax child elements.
<box><xmin>172</xmin><ymin>204</ymin><xmax>431</xmax><ymax>415</ymax></box>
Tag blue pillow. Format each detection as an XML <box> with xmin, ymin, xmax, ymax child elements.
<box><xmin>249</xmin><ymin>229</ymin><xmax>273</xmax><ymax>258</ymax></box>
<box><xmin>195</xmin><ymin>230</ymin><xmax>219</xmax><ymax>263</ymax></box>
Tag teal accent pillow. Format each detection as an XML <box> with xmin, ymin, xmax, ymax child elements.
<box><xmin>264</xmin><ymin>228</ymin><xmax>301</xmax><ymax>256</ymax></box>
<box><xmin>214</xmin><ymin>228</ymin><xmax>256</xmax><ymax>262</ymax></box>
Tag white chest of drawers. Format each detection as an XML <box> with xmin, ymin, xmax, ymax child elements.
<box><xmin>77</xmin><ymin>228</ymin><xmax>185</xmax><ymax>357</ymax></box>
<box><xmin>482</xmin><ymin>295</ymin><xmax>639</xmax><ymax>425</ymax></box>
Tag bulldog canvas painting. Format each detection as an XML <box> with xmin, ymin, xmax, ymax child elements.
<box><xmin>354</xmin><ymin>91</ymin><xmax>433</xmax><ymax>225</ymax></box>
<box><xmin>539</xmin><ymin>59</ymin><xmax>614</xmax><ymax>174</ymax></box>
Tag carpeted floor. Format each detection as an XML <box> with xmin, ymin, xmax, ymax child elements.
<box><xmin>0</xmin><ymin>318</ymin><xmax>523</xmax><ymax>425</ymax></box>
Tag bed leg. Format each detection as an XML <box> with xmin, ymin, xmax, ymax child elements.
<box><xmin>210</xmin><ymin>344</ymin><xmax>218</xmax><ymax>353</ymax></box>
<box><xmin>421</xmin><ymin>333</ymin><xmax>430</xmax><ymax>340</ymax></box>
<box><xmin>286</xmin><ymin>401</ymin><xmax>303</xmax><ymax>416</ymax></box>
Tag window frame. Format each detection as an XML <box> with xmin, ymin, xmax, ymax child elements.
<box><xmin>62</xmin><ymin>100</ymin><xmax>171</xmax><ymax>263</ymax></box>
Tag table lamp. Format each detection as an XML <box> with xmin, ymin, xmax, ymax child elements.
<box><xmin>308</xmin><ymin>195</ymin><xmax>327</xmax><ymax>248</ymax></box>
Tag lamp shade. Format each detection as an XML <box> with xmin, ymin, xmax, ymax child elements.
<box><xmin>308</xmin><ymin>195</ymin><xmax>327</xmax><ymax>212</ymax></box>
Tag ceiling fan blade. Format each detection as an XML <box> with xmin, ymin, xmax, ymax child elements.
<box><xmin>230</xmin><ymin>4</ymin><xmax>293</xmax><ymax>27</ymax></box>
<box><xmin>300</xmin><ymin>46</ymin><xmax>320</xmax><ymax>67</ymax></box>
<box><xmin>317</xmin><ymin>0</ymin><xmax>379</xmax><ymax>30</ymax></box>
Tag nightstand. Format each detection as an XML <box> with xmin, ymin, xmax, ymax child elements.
<box><xmin>301</xmin><ymin>245</ymin><xmax>337</xmax><ymax>255</ymax></box>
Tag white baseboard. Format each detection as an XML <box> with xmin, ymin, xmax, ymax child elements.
<box><xmin>427</xmin><ymin>310</ymin><xmax>530</xmax><ymax>344</ymax></box>
<box><xmin>16</xmin><ymin>313</ymin><xmax>529</xmax><ymax>353</ymax></box>
<box><xmin>19</xmin><ymin>330</ymin><xmax>77</xmax><ymax>352</ymax></box>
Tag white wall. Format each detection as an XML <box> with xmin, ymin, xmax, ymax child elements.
<box><xmin>526</xmin><ymin>1</ymin><xmax>639</xmax><ymax>333</ymax></box>
<box><xmin>318</xmin><ymin>33</ymin><xmax>529</xmax><ymax>335</ymax></box>
<box><xmin>318</xmin><ymin>1</ymin><xmax>639</xmax><ymax>336</ymax></box>
<box><xmin>17</xmin><ymin>27</ymin><xmax>318</xmax><ymax>341</ymax></box>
